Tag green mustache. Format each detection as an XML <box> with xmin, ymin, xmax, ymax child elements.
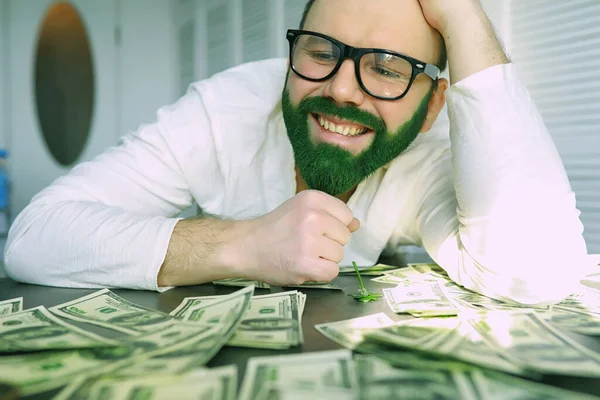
<box><xmin>297</xmin><ymin>96</ymin><xmax>387</xmax><ymax>136</ymax></box>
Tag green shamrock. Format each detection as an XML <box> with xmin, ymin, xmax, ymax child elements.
<box><xmin>349</xmin><ymin>261</ymin><xmax>382</xmax><ymax>303</ymax></box>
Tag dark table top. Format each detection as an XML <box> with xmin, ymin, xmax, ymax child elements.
<box><xmin>2</xmin><ymin>259</ymin><xmax>600</xmax><ymax>399</ymax></box>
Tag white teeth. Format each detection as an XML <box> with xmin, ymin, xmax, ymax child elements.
<box><xmin>316</xmin><ymin>114</ymin><xmax>366</xmax><ymax>137</ymax></box>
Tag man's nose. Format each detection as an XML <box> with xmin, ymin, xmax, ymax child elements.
<box><xmin>322</xmin><ymin>59</ymin><xmax>365</xmax><ymax>106</ymax></box>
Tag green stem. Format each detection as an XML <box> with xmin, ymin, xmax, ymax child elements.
<box><xmin>352</xmin><ymin>261</ymin><xmax>366</xmax><ymax>291</ymax></box>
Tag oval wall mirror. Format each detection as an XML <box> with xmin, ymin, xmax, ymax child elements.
<box><xmin>34</xmin><ymin>2</ymin><xmax>95</xmax><ymax>166</ymax></box>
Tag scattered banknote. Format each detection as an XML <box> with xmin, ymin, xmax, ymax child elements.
<box><xmin>0</xmin><ymin>297</ymin><xmax>23</xmax><ymax>315</ymax></box>
<box><xmin>368</xmin><ymin>310</ymin><xmax>600</xmax><ymax>378</ymax></box>
<box><xmin>377</xmin><ymin>262</ymin><xmax>600</xmax><ymax>337</ymax></box>
<box><xmin>556</xmin><ymin>285</ymin><xmax>600</xmax><ymax>314</ymax></box>
<box><xmin>365</xmin><ymin>316</ymin><xmax>526</xmax><ymax>376</ymax></box>
<box><xmin>0</xmin><ymin>306</ymin><xmax>117</xmax><ymax>353</ymax></box>
<box><xmin>357</xmin><ymin>355</ymin><xmax>599</xmax><ymax>400</ymax></box>
<box><xmin>0</xmin><ymin>348</ymin><xmax>129</xmax><ymax>396</ymax></box>
<box><xmin>84</xmin><ymin>365</ymin><xmax>237</xmax><ymax>400</ymax></box>
<box><xmin>238</xmin><ymin>349</ymin><xmax>358</xmax><ymax>400</ymax></box>
<box><xmin>172</xmin><ymin>291</ymin><xmax>305</xmax><ymax>349</ymax></box>
<box><xmin>253</xmin><ymin>386</ymin><xmax>355</xmax><ymax>400</ymax></box>
<box><xmin>49</xmin><ymin>289</ymin><xmax>175</xmax><ymax>335</ymax></box>
<box><xmin>338</xmin><ymin>263</ymin><xmax>400</xmax><ymax>276</ymax></box>
<box><xmin>383</xmin><ymin>281</ymin><xmax>459</xmax><ymax>317</ymax></box>
<box><xmin>284</xmin><ymin>281</ymin><xmax>343</xmax><ymax>290</ymax></box>
<box><xmin>315</xmin><ymin>313</ymin><xmax>395</xmax><ymax>350</ymax></box>
<box><xmin>470</xmin><ymin>368</ymin><xmax>600</xmax><ymax>400</ymax></box>
<box><xmin>213</xmin><ymin>278</ymin><xmax>342</xmax><ymax>290</ymax></box>
<box><xmin>540</xmin><ymin>308</ymin><xmax>600</xmax><ymax>335</ymax></box>
<box><xmin>466</xmin><ymin>310</ymin><xmax>600</xmax><ymax>377</ymax></box>
<box><xmin>355</xmin><ymin>355</ymin><xmax>475</xmax><ymax>400</ymax></box>
<box><xmin>213</xmin><ymin>279</ymin><xmax>271</xmax><ymax>289</ymax></box>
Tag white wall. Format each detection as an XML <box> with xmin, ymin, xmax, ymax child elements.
<box><xmin>0</xmin><ymin>0</ymin><xmax>8</xmax><ymax>150</ymax></box>
<box><xmin>118</xmin><ymin>0</ymin><xmax>178</xmax><ymax>136</ymax></box>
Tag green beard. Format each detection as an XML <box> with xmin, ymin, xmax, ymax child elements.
<box><xmin>281</xmin><ymin>85</ymin><xmax>434</xmax><ymax>196</ymax></box>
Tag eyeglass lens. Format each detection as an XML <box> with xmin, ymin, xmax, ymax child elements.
<box><xmin>291</xmin><ymin>33</ymin><xmax>414</xmax><ymax>99</ymax></box>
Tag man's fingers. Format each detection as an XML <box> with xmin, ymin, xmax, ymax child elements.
<box><xmin>311</xmin><ymin>191</ymin><xmax>355</xmax><ymax>227</ymax></box>
<box><xmin>348</xmin><ymin>218</ymin><xmax>360</xmax><ymax>233</ymax></box>
<box><xmin>317</xmin><ymin>238</ymin><xmax>344</xmax><ymax>264</ymax></box>
<box><xmin>323</xmin><ymin>215</ymin><xmax>352</xmax><ymax>246</ymax></box>
<box><xmin>308</xmin><ymin>258</ymin><xmax>340</xmax><ymax>282</ymax></box>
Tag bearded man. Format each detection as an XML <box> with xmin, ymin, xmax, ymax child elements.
<box><xmin>5</xmin><ymin>0</ymin><xmax>589</xmax><ymax>305</ymax></box>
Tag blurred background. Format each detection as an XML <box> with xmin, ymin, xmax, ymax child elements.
<box><xmin>0</xmin><ymin>0</ymin><xmax>598</xmax><ymax>278</ymax></box>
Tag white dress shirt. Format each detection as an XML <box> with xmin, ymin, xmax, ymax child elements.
<box><xmin>4</xmin><ymin>58</ymin><xmax>589</xmax><ymax>305</ymax></box>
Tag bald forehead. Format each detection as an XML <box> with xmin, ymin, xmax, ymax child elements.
<box><xmin>303</xmin><ymin>0</ymin><xmax>441</xmax><ymax>66</ymax></box>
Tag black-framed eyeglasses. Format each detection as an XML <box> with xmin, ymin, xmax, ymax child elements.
<box><xmin>286</xmin><ymin>29</ymin><xmax>440</xmax><ymax>101</ymax></box>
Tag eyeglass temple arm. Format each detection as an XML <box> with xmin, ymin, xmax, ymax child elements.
<box><xmin>424</xmin><ymin>64</ymin><xmax>441</xmax><ymax>80</ymax></box>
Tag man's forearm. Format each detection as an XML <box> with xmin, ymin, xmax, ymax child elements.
<box><xmin>158</xmin><ymin>218</ymin><xmax>251</xmax><ymax>287</ymax></box>
<box><xmin>442</xmin><ymin>3</ymin><xmax>510</xmax><ymax>84</ymax></box>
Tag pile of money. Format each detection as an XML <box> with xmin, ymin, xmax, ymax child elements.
<box><xmin>236</xmin><ymin>345</ymin><xmax>599</xmax><ymax>400</ymax></box>
<box><xmin>315</xmin><ymin>313</ymin><xmax>600</xmax><ymax>399</ymax></box>
<box><xmin>377</xmin><ymin>263</ymin><xmax>600</xmax><ymax>335</ymax></box>
<box><xmin>170</xmin><ymin>290</ymin><xmax>306</xmax><ymax>349</ymax></box>
<box><xmin>0</xmin><ymin>286</ymin><xmax>255</xmax><ymax>398</ymax></box>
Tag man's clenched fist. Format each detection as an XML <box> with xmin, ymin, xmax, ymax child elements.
<box><xmin>239</xmin><ymin>190</ymin><xmax>359</xmax><ymax>286</ymax></box>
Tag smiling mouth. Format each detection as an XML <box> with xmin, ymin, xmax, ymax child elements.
<box><xmin>312</xmin><ymin>113</ymin><xmax>371</xmax><ymax>137</ymax></box>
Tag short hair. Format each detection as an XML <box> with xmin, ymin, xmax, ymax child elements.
<box><xmin>298</xmin><ymin>0</ymin><xmax>447</xmax><ymax>72</ymax></box>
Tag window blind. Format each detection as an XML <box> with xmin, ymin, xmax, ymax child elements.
<box><xmin>207</xmin><ymin>3</ymin><xmax>232</xmax><ymax>76</ymax></box>
<box><xmin>510</xmin><ymin>0</ymin><xmax>600</xmax><ymax>253</ymax></box>
<box><xmin>284</xmin><ymin>0</ymin><xmax>305</xmax><ymax>30</ymax></box>
<box><xmin>242</xmin><ymin>0</ymin><xmax>269</xmax><ymax>62</ymax></box>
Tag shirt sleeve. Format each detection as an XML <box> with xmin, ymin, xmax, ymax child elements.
<box><xmin>3</xmin><ymin>89</ymin><xmax>218</xmax><ymax>291</ymax></box>
<box><xmin>416</xmin><ymin>63</ymin><xmax>589</xmax><ymax>306</ymax></box>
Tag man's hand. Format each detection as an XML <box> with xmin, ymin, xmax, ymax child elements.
<box><xmin>239</xmin><ymin>190</ymin><xmax>359</xmax><ymax>286</ymax></box>
<box><xmin>417</xmin><ymin>0</ymin><xmax>509</xmax><ymax>84</ymax></box>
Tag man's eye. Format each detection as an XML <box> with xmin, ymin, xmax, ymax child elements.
<box><xmin>373</xmin><ymin>66</ymin><xmax>411</xmax><ymax>81</ymax></box>
<box><xmin>308</xmin><ymin>51</ymin><xmax>337</xmax><ymax>61</ymax></box>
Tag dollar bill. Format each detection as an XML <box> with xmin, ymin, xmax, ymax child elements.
<box><xmin>439</xmin><ymin>281</ymin><xmax>550</xmax><ymax>313</ymax></box>
<box><xmin>172</xmin><ymin>291</ymin><xmax>304</xmax><ymax>349</ymax></box>
<box><xmin>213</xmin><ymin>278</ymin><xmax>271</xmax><ymax>289</ymax></box>
<box><xmin>284</xmin><ymin>281</ymin><xmax>343</xmax><ymax>290</ymax></box>
<box><xmin>467</xmin><ymin>310</ymin><xmax>600</xmax><ymax>377</ymax></box>
<box><xmin>370</xmin><ymin>275</ymin><xmax>406</xmax><ymax>285</ymax></box>
<box><xmin>470</xmin><ymin>368</ymin><xmax>600</xmax><ymax>400</ymax></box>
<box><xmin>365</xmin><ymin>317</ymin><xmax>526</xmax><ymax>376</ymax></box>
<box><xmin>315</xmin><ymin>313</ymin><xmax>395</xmax><ymax>350</ymax></box>
<box><xmin>255</xmin><ymin>385</ymin><xmax>355</xmax><ymax>400</ymax></box>
<box><xmin>0</xmin><ymin>348</ymin><xmax>131</xmax><ymax>396</ymax></box>
<box><xmin>355</xmin><ymin>355</ymin><xmax>479</xmax><ymax>400</ymax></box>
<box><xmin>385</xmin><ymin>266</ymin><xmax>447</xmax><ymax>285</ymax></box>
<box><xmin>49</xmin><ymin>289</ymin><xmax>175</xmax><ymax>335</ymax></box>
<box><xmin>238</xmin><ymin>349</ymin><xmax>358</xmax><ymax>400</ymax></box>
<box><xmin>0</xmin><ymin>297</ymin><xmax>23</xmax><ymax>315</ymax></box>
<box><xmin>383</xmin><ymin>282</ymin><xmax>459</xmax><ymax>317</ymax></box>
<box><xmin>540</xmin><ymin>308</ymin><xmax>600</xmax><ymax>336</ymax></box>
<box><xmin>0</xmin><ymin>306</ymin><xmax>117</xmax><ymax>353</ymax></box>
<box><xmin>355</xmin><ymin>339</ymin><xmax>479</xmax><ymax>374</ymax></box>
<box><xmin>556</xmin><ymin>285</ymin><xmax>600</xmax><ymax>314</ymax></box>
<box><xmin>85</xmin><ymin>366</ymin><xmax>237</xmax><ymax>400</ymax></box>
<box><xmin>338</xmin><ymin>263</ymin><xmax>399</xmax><ymax>276</ymax></box>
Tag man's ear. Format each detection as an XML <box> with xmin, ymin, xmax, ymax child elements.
<box><xmin>420</xmin><ymin>78</ymin><xmax>449</xmax><ymax>133</ymax></box>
